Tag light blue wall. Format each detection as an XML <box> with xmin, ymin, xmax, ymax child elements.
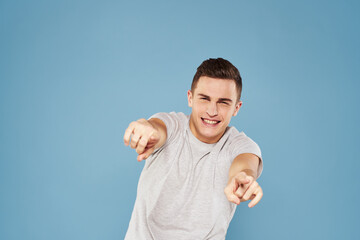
<box><xmin>1</xmin><ymin>0</ymin><xmax>359</xmax><ymax>239</ymax></box>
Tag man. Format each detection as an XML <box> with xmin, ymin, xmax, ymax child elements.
<box><xmin>124</xmin><ymin>58</ymin><xmax>263</xmax><ymax>239</ymax></box>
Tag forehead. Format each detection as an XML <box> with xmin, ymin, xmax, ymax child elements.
<box><xmin>193</xmin><ymin>76</ymin><xmax>238</xmax><ymax>100</ymax></box>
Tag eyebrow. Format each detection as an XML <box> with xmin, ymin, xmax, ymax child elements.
<box><xmin>198</xmin><ymin>93</ymin><xmax>233</xmax><ymax>103</ymax></box>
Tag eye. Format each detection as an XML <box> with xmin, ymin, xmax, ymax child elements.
<box><xmin>220</xmin><ymin>101</ymin><xmax>230</xmax><ymax>105</ymax></box>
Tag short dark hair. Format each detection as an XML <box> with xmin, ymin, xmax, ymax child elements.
<box><xmin>191</xmin><ymin>58</ymin><xmax>242</xmax><ymax>100</ymax></box>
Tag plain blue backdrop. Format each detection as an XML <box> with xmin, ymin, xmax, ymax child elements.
<box><xmin>1</xmin><ymin>0</ymin><xmax>359</xmax><ymax>239</ymax></box>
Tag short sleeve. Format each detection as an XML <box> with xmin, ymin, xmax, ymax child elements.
<box><xmin>149</xmin><ymin>112</ymin><xmax>188</xmax><ymax>148</ymax></box>
<box><xmin>228</xmin><ymin>132</ymin><xmax>263</xmax><ymax>179</ymax></box>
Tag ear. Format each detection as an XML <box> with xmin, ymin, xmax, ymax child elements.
<box><xmin>187</xmin><ymin>90</ymin><xmax>193</xmax><ymax>107</ymax></box>
<box><xmin>232</xmin><ymin>101</ymin><xmax>242</xmax><ymax>116</ymax></box>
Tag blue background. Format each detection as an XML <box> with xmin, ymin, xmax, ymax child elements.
<box><xmin>1</xmin><ymin>0</ymin><xmax>359</xmax><ymax>239</ymax></box>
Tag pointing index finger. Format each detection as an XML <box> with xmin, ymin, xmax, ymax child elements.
<box><xmin>224</xmin><ymin>180</ymin><xmax>241</xmax><ymax>205</ymax></box>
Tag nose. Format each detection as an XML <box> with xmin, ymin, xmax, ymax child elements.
<box><xmin>206</xmin><ymin>102</ymin><xmax>218</xmax><ymax>117</ymax></box>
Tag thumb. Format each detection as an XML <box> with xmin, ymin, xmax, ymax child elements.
<box><xmin>150</xmin><ymin>131</ymin><xmax>160</xmax><ymax>141</ymax></box>
<box><xmin>236</xmin><ymin>177</ymin><xmax>250</xmax><ymax>185</ymax></box>
<box><xmin>137</xmin><ymin>147</ymin><xmax>155</xmax><ymax>161</ymax></box>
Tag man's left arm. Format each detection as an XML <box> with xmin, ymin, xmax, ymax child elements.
<box><xmin>224</xmin><ymin>153</ymin><xmax>263</xmax><ymax>208</ymax></box>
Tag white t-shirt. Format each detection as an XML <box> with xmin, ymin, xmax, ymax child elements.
<box><xmin>125</xmin><ymin>112</ymin><xmax>263</xmax><ymax>240</ymax></box>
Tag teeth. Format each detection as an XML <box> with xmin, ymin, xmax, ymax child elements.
<box><xmin>203</xmin><ymin>119</ymin><xmax>218</xmax><ymax>124</ymax></box>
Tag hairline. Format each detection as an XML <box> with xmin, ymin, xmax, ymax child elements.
<box><xmin>191</xmin><ymin>76</ymin><xmax>242</xmax><ymax>101</ymax></box>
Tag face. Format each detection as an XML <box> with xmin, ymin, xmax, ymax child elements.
<box><xmin>188</xmin><ymin>76</ymin><xmax>242</xmax><ymax>144</ymax></box>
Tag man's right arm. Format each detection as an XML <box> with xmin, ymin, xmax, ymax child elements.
<box><xmin>123</xmin><ymin>118</ymin><xmax>167</xmax><ymax>161</ymax></box>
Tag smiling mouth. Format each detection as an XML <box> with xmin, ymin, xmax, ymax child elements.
<box><xmin>201</xmin><ymin>118</ymin><xmax>221</xmax><ymax>126</ymax></box>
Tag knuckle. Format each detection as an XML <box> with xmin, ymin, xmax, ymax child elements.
<box><xmin>131</xmin><ymin>134</ymin><xmax>139</xmax><ymax>141</ymax></box>
<box><xmin>224</xmin><ymin>187</ymin><xmax>231</xmax><ymax>195</ymax></box>
<box><xmin>224</xmin><ymin>192</ymin><xmax>231</xmax><ymax>200</ymax></box>
<box><xmin>141</xmin><ymin>136</ymin><xmax>149</xmax><ymax>142</ymax></box>
<box><xmin>136</xmin><ymin>148</ymin><xmax>144</xmax><ymax>154</ymax></box>
<box><xmin>129</xmin><ymin>121</ymin><xmax>137</xmax><ymax>128</ymax></box>
<box><xmin>136</xmin><ymin>118</ymin><xmax>147</xmax><ymax>125</ymax></box>
<box><xmin>140</xmin><ymin>139</ymin><xmax>148</xmax><ymax>147</ymax></box>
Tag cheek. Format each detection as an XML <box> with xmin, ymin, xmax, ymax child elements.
<box><xmin>194</xmin><ymin>102</ymin><xmax>207</xmax><ymax>112</ymax></box>
<box><xmin>219</xmin><ymin>107</ymin><xmax>234</xmax><ymax>120</ymax></box>
<box><xmin>218</xmin><ymin>106</ymin><xmax>231</xmax><ymax>117</ymax></box>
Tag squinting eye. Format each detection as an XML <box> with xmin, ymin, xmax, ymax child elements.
<box><xmin>220</xmin><ymin>102</ymin><xmax>229</xmax><ymax>105</ymax></box>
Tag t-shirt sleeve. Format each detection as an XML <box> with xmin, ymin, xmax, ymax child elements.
<box><xmin>149</xmin><ymin>112</ymin><xmax>186</xmax><ymax>149</ymax></box>
<box><xmin>143</xmin><ymin>112</ymin><xmax>187</xmax><ymax>167</ymax></box>
<box><xmin>229</xmin><ymin>133</ymin><xmax>263</xmax><ymax>179</ymax></box>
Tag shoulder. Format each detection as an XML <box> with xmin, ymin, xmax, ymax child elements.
<box><xmin>226</xmin><ymin>126</ymin><xmax>263</xmax><ymax>178</ymax></box>
<box><xmin>150</xmin><ymin>111</ymin><xmax>187</xmax><ymax>122</ymax></box>
<box><xmin>150</xmin><ymin>112</ymin><xmax>189</xmax><ymax>143</ymax></box>
<box><xmin>227</xmin><ymin>126</ymin><xmax>251</xmax><ymax>143</ymax></box>
<box><xmin>226</xmin><ymin>126</ymin><xmax>261</xmax><ymax>158</ymax></box>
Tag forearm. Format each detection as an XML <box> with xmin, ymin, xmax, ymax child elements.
<box><xmin>228</xmin><ymin>153</ymin><xmax>260</xmax><ymax>180</ymax></box>
<box><xmin>148</xmin><ymin>118</ymin><xmax>167</xmax><ymax>149</ymax></box>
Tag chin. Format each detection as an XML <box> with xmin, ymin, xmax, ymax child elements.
<box><xmin>199</xmin><ymin>131</ymin><xmax>221</xmax><ymax>143</ymax></box>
